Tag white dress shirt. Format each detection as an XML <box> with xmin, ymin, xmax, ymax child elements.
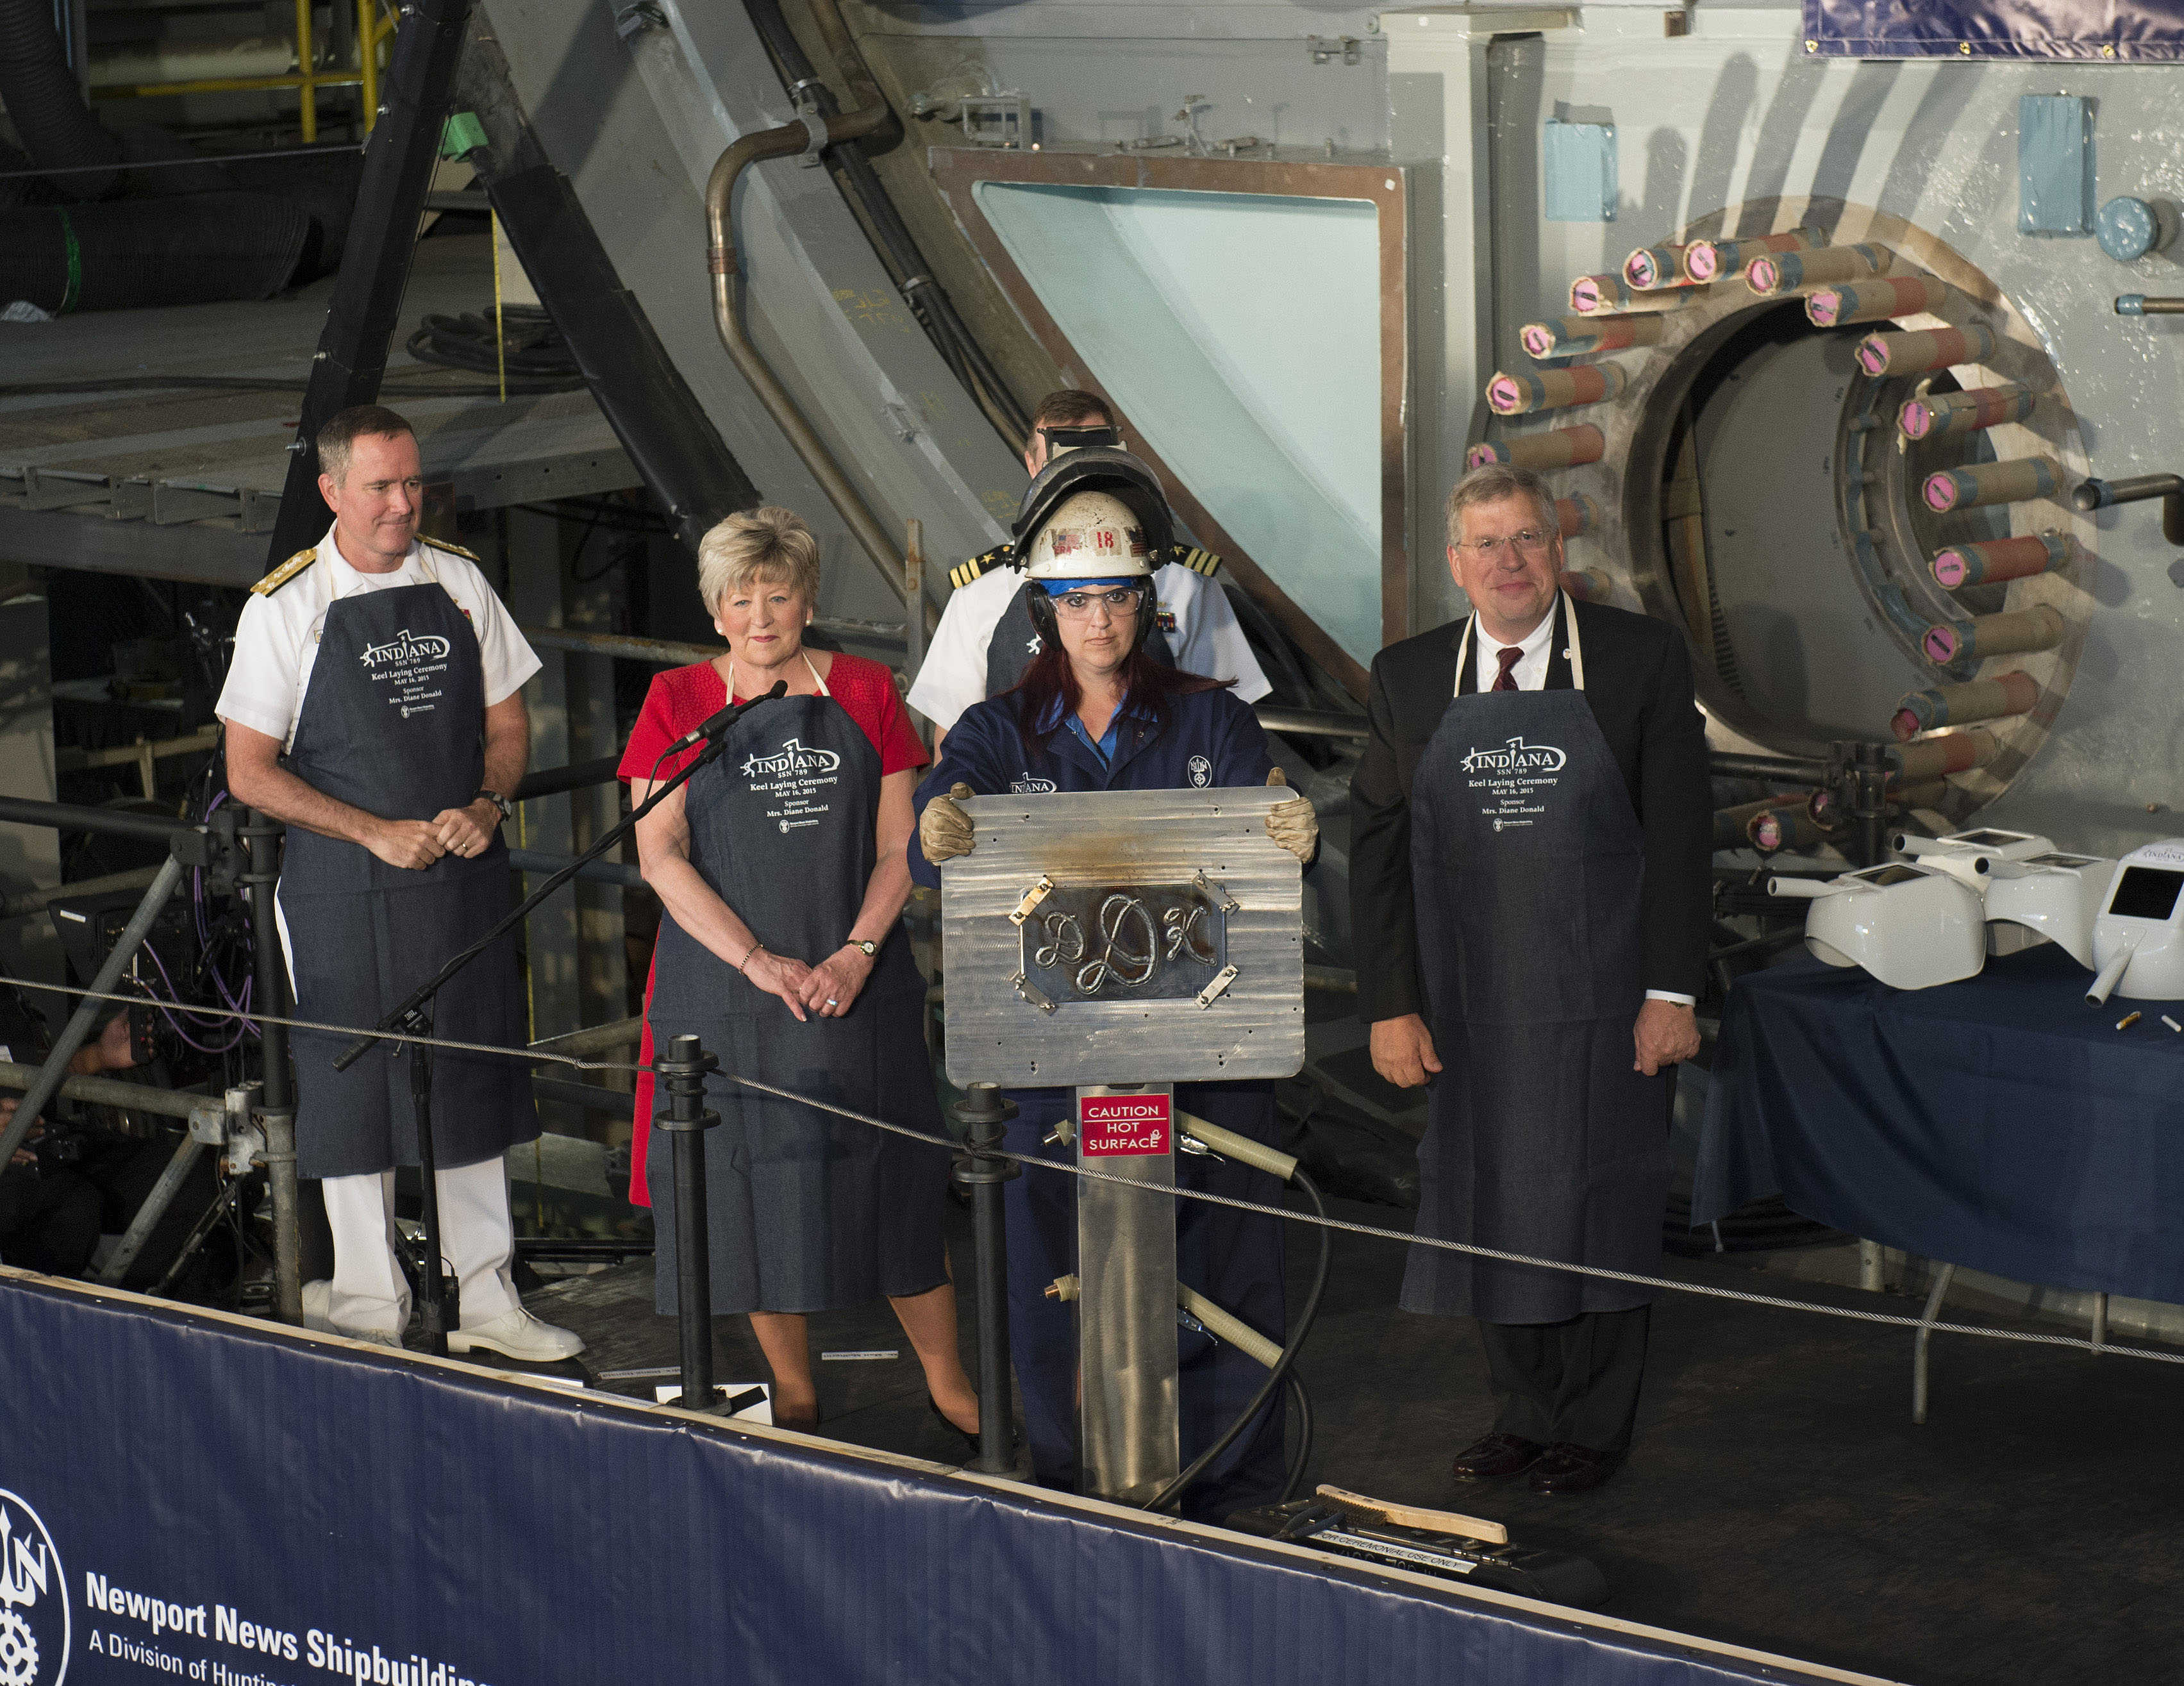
<box><xmin>1469</xmin><ymin>605</ymin><xmax>1696</xmax><ymax>1009</ymax></box>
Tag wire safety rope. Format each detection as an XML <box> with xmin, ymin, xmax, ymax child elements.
<box><xmin>2</xmin><ymin>973</ymin><xmax>2178</xmax><ymax>1373</ymax></box>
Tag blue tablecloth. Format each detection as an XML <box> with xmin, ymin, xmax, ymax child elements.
<box><xmin>1697</xmin><ymin>946</ymin><xmax>2184</xmax><ymax>1304</ymax></box>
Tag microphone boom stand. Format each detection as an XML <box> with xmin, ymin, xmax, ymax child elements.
<box><xmin>331</xmin><ymin>685</ymin><xmax>787</xmax><ymax>1355</ymax></box>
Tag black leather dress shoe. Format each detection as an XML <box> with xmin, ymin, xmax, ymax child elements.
<box><xmin>1528</xmin><ymin>1442</ymin><xmax>1626</xmax><ymax>1494</ymax></box>
<box><xmin>1451</xmin><ymin>1432</ymin><xmax>1546</xmax><ymax>1481</ymax></box>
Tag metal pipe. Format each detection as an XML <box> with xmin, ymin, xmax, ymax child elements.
<box><xmin>521</xmin><ymin>621</ymin><xmax>904</xmax><ymax>664</ymax></box>
<box><xmin>504</xmin><ymin>847</ymin><xmax>646</xmax><ymax>889</ymax></box>
<box><xmin>97</xmin><ymin>1130</ymin><xmax>206</xmax><ymax>1285</ymax></box>
<box><xmin>2091</xmin><ymin>1290</ymin><xmax>2108</xmax><ymax>1352</ymax></box>
<box><xmin>0</xmin><ymin>794</ymin><xmax>197</xmax><ymax>844</ymax></box>
<box><xmin>0</xmin><ymin>1057</ymin><xmax>215</xmax><ymax>1121</ymax></box>
<box><xmin>1255</xmin><ymin>707</ymin><xmax>1369</xmax><ymax>742</ymax></box>
<box><xmin>1858</xmin><ymin>1238</ymin><xmax>1885</xmax><ymax>1293</ymax></box>
<box><xmin>0</xmin><ymin>856</ymin><xmax>187</xmax><ymax>1171</ymax></box>
<box><xmin>529</xmin><ymin>1016</ymin><xmax>644</xmax><ymax>1056</ymax></box>
<box><xmin>1709</xmin><ymin>751</ymin><xmax>1830</xmax><ymax>787</ymax></box>
<box><xmin>0</xmin><ymin>865</ymin><xmax>161</xmax><ymax>919</ymax></box>
<box><xmin>703</xmin><ymin>42</ymin><xmax>912</xmax><ymax>612</ymax></box>
<box><xmin>511</xmin><ymin>756</ymin><xmax>622</xmax><ymax>802</ymax></box>
<box><xmin>243</xmin><ymin>808</ymin><xmax>302</xmax><ymax>1326</ymax></box>
<box><xmin>1912</xmin><ymin>1261</ymin><xmax>1955</xmax><ymax>1425</ymax></box>
<box><xmin>2071</xmin><ymin>472</ymin><xmax>2184</xmax><ymax>511</ymax></box>
<box><xmin>2115</xmin><ymin>295</ymin><xmax>2184</xmax><ymax>315</ymax></box>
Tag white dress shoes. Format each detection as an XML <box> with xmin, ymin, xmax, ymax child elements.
<box><xmin>299</xmin><ymin>1278</ymin><xmax>403</xmax><ymax>1348</ymax></box>
<box><xmin>447</xmin><ymin>1305</ymin><xmax>587</xmax><ymax>1363</ymax></box>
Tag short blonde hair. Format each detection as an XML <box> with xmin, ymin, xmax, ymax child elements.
<box><xmin>696</xmin><ymin>506</ymin><xmax>822</xmax><ymax>613</ymax></box>
<box><xmin>1445</xmin><ymin>463</ymin><xmax>1559</xmax><ymax>547</ymax></box>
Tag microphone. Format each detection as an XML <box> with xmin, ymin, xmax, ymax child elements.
<box><xmin>660</xmin><ymin>679</ymin><xmax>789</xmax><ymax>756</ymax></box>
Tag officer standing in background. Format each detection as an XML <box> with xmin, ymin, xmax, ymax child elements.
<box><xmin>219</xmin><ymin>404</ymin><xmax>581</xmax><ymax>1362</ymax></box>
<box><xmin>1349</xmin><ymin>463</ymin><xmax>1709</xmax><ymax>1496</ymax></box>
<box><xmin>906</xmin><ymin>389</ymin><xmax>1271</xmax><ymax>744</ymax></box>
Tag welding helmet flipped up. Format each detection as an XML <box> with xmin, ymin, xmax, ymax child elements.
<box><xmin>1013</xmin><ymin>447</ymin><xmax>1174</xmax><ymax>657</ymax></box>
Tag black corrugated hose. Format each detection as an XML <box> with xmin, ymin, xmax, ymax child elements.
<box><xmin>0</xmin><ymin>0</ymin><xmax>122</xmax><ymax>201</ymax></box>
<box><xmin>1</xmin><ymin>194</ymin><xmax>313</xmax><ymax>313</ymax></box>
<box><xmin>741</xmin><ymin>0</ymin><xmax>1031</xmax><ymax>447</ymax></box>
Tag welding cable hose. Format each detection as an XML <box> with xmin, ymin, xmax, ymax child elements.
<box><xmin>1146</xmin><ymin>1155</ymin><xmax>1331</xmax><ymax>1516</ymax></box>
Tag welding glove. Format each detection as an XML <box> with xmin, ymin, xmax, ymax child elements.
<box><xmin>1264</xmin><ymin>767</ymin><xmax>1318</xmax><ymax>865</ymax></box>
<box><xmin>921</xmin><ymin>783</ymin><xmax>977</xmax><ymax>864</ymax></box>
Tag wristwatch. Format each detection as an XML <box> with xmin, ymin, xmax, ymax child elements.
<box><xmin>846</xmin><ymin>939</ymin><xmax>878</xmax><ymax>957</ymax></box>
<box><xmin>474</xmin><ymin>788</ymin><xmax>514</xmax><ymax>822</ymax></box>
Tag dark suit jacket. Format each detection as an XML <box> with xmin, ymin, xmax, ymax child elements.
<box><xmin>1349</xmin><ymin>594</ymin><xmax>1712</xmax><ymax>1023</ymax></box>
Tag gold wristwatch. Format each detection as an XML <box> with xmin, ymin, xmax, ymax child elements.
<box><xmin>847</xmin><ymin>939</ymin><xmax>878</xmax><ymax>956</ymax></box>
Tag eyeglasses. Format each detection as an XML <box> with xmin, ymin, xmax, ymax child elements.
<box><xmin>1051</xmin><ymin>587</ymin><xmax>1145</xmax><ymax>619</ymax></box>
<box><xmin>1459</xmin><ymin>528</ymin><xmax>1554</xmax><ymax>558</ymax></box>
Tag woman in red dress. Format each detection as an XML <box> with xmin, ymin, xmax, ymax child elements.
<box><xmin>619</xmin><ymin>505</ymin><xmax>977</xmax><ymax>1442</ymax></box>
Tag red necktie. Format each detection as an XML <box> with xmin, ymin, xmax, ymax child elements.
<box><xmin>1492</xmin><ymin>646</ymin><xmax>1523</xmax><ymax>692</ymax></box>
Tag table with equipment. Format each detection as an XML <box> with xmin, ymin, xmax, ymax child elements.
<box><xmin>1696</xmin><ymin>944</ymin><xmax>2184</xmax><ymax>1417</ymax></box>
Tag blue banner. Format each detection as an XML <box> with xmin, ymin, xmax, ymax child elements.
<box><xmin>0</xmin><ymin>1269</ymin><xmax>1848</xmax><ymax>1686</ymax></box>
<box><xmin>1804</xmin><ymin>0</ymin><xmax>2184</xmax><ymax>59</ymax></box>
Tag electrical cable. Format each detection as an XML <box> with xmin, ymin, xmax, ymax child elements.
<box><xmin>1147</xmin><ymin>1165</ymin><xmax>1330</xmax><ymax>1514</ymax></box>
<box><xmin>4</xmin><ymin>974</ymin><xmax>2180</xmax><ymax>1373</ymax></box>
<box><xmin>404</xmin><ymin>303</ymin><xmax>581</xmax><ymax>382</ymax></box>
<box><xmin>1280</xmin><ymin>1370</ymin><xmax>1313</xmax><ymax>1503</ymax></box>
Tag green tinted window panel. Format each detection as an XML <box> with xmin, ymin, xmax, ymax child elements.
<box><xmin>974</xmin><ymin>181</ymin><xmax>1384</xmax><ymax>667</ymax></box>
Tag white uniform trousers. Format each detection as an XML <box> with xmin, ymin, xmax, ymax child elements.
<box><xmin>321</xmin><ymin>1153</ymin><xmax>520</xmax><ymax>1337</ymax></box>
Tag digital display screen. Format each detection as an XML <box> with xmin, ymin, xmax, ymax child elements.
<box><xmin>2108</xmin><ymin>867</ymin><xmax>2184</xmax><ymax>922</ymax></box>
<box><xmin>2026</xmin><ymin>853</ymin><xmax>2097</xmax><ymax>869</ymax></box>
<box><xmin>1951</xmin><ymin>830</ymin><xmax>2021</xmax><ymax>847</ymax></box>
<box><xmin>1857</xmin><ymin>864</ymin><xmax>1926</xmax><ymax>887</ymax></box>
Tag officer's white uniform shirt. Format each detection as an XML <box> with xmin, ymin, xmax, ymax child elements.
<box><xmin>215</xmin><ymin>525</ymin><xmax>541</xmax><ymax>751</ymax></box>
<box><xmin>906</xmin><ymin>560</ymin><xmax>1272</xmax><ymax>732</ymax></box>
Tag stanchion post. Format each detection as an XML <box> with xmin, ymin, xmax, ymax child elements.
<box><xmin>951</xmin><ymin>1081</ymin><xmax>1019</xmax><ymax>1474</ymax></box>
<box><xmin>240</xmin><ymin>808</ymin><xmax>303</xmax><ymax>1326</ymax></box>
<box><xmin>656</xmin><ymin>1034</ymin><xmax>721</xmax><ymax>1410</ymax></box>
<box><xmin>1851</xmin><ymin>742</ymin><xmax>1890</xmax><ymax>868</ymax></box>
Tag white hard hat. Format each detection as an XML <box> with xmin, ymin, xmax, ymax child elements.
<box><xmin>1022</xmin><ymin>490</ymin><xmax>1156</xmax><ymax>582</ymax></box>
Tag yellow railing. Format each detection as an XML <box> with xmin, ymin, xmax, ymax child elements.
<box><xmin>89</xmin><ymin>0</ymin><xmax>396</xmax><ymax>141</ymax></box>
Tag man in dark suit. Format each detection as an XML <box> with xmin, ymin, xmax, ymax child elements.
<box><xmin>1349</xmin><ymin>462</ymin><xmax>1709</xmax><ymax>1494</ymax></box>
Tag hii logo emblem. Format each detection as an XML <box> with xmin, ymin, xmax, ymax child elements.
<box><xmin>1187</xmin><ymin>755</ymin><xmax>1212</xmax><ymax>788</ymax></box>
<box><xmin>356</xmin><ymin>629</ymin><xmax>451</xmax><ymax>669</ymax></box>
<box><xmin>0</xmin><ymin>1489</ymin><xmax>67</xmax><ymax>1685</ymax></box>
<box><xmin>739</xmin><ymin>739</ymin><xmax>844</xmax><ymax>780</ymax></box>
<box><xmin>1460</xmin><ymin>736</ymin><xmax>1569</xmax><ymax>774</ymax></box>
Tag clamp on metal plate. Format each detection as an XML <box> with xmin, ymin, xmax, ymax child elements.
<box><xmin>1194</xmin><ymin>964</ymin><xmax>1239</xmax><ymax>1008</ymax></box>
<box><xmin>1010</xmin><ymin>971</ymin><xmax>1057</xmax><ymax>1013</ymax></box>
<box><xmin>1191</xmin><ymin>871</ymin><xmax>1240</xmax><ymax>914</ymax></box>
<box><xmin>1008</xmin><ymin>874</ymin><xmax>1056</xmax><ymax>926</ymax></box>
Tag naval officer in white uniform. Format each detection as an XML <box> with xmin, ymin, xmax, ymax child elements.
<box><xmin>906</xmin><ymin>389</ymin><xmax>1271</xmax><ymax>745</ymax></box>
<box><xmin>219</xmin><ymin>404</ymin><xmax>581</xmax><ymax>1362</ymax></box>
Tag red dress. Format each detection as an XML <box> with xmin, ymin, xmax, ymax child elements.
<box><xmin>616</xmin><ymin>652</ymin><xmax>926</xmax><ymax>1204</ymax></box>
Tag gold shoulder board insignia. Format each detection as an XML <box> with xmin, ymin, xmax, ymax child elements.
<box><xmin>949</xmin><ymin>544</ymin><xmax>1012</xmax><ymax>591</ymax></box>
<box><xmin>250</xmin><ymin>549</ymin><xmax>318</xmax><ymax>597</ymax></box>
<box><xmin>1176</xmin><ymin>545</ymin><xmax>1222</xmax><ymax>576</ymax></box>
<box><xmin>421</xmin><ymin>536</ymin><xmax>483</xmax><ymax>564</ymax></box>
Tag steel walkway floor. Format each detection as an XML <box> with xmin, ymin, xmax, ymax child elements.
<box><xmin>515</xmin><ymin>1192</ymin><xmax>2181</xmax><ymax>1686</ymax></box>
<box><xmin>0</xmin><ymin>231</ymin><xmax>633</xmax><ymax>584</ymax></box>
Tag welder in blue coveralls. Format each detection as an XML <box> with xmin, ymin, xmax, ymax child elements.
<box><xmin>908</xmin><ymin>457</ymin><xmax>1319</xmax><ymax>1519</ymax></box>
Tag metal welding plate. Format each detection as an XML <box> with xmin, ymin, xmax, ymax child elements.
<box><xmin>940</xmin><ymin>789</ymin><xmax>1303</xmax><ymax>1088</ymax></box>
